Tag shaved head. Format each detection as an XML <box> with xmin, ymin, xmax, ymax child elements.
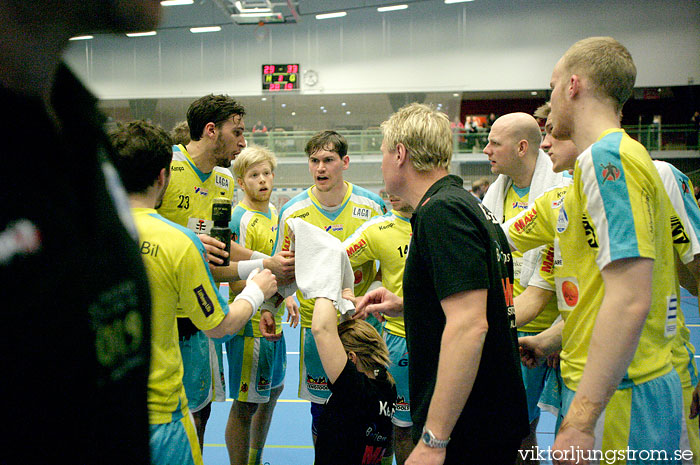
<box><xmin>491</xmin><ymin>112</ymin><xmax>542</xmax><ymax>158</ymax></box>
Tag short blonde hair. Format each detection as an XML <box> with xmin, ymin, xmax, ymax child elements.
<box><xmin>232</xmin><ymin>144</ymin><xmax>277</xmax><ymax>179</ymax></box>
<box><xmin>381</xmin><ymin>103</ymin><xmax>452</xmax><ymax>172</ymax></box>
<box><xmin>533</xmin><ymin>102</ymin><xmax>551</xmax><ymax>120</ymax></box>
<box><xmin>560</xmin><ymin>36</ymin><xmax>636</xmax><ymax>112</ymax></box>
<box><xmin>338</xmin><ymin>319</ymin><xmax>394</xmax><ymax>384</ymax></box>
<box><xmin>170</xmin><ymin>120</ymin><xmax>190</xmax><ymax>146</ymax></box>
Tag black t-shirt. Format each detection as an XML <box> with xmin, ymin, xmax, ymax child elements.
<box><xmin>315</xmin><ymin>360</ymin><xmax>397</xmax><ymax>465</ymax></box>
<box><xmin>403</xmin><ymin>175</ymin><xmax>529</xmax><ymax>450</ymax></box>
<box><xmin>0</xmin><ymin>66</ymin><xmax>152</xmax><ymax>463</ymax></box>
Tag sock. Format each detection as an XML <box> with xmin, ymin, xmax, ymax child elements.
<box><xmin>248</xmin><ymin>447</ymin><xmax>263</xmax><ymax>465</ymax></box>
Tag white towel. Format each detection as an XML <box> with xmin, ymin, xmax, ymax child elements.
<box><xmin>482</xmin><ymin>149</ymin><xmax>563</xmax><ymax>287</ymax></box>
<box><xmin>272</xmin><ymin>218</ymin><xmax>356</xmax><ymax>316</ymax></box>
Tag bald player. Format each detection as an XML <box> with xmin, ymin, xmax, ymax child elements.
<box><xmin>482</xmin><ymin>112</ymin><xmax>565</xmax><ymax>459</ymax></box>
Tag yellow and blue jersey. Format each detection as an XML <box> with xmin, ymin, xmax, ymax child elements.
<box><xmin>157</xmin><ymin>144</ymin><xmax>235</xmax><ymax>232</ymax></box>
<box><xmin>507</xmin><ymin>129</ymin><xmax>692</xmax><ymax>391</ymax></box>
<box><xmin>228</xmin><ymin>202</ymin><xmax>284</xmax><ymax>337</ymax></box>
<box><xmin>132</xmin><ymin>208</ymin><xmax>228</xmax><ymax>425</ymax></box>
<box><xmin>505</xmin><ymin>185</ymin><xmax>559</xmax><ymax>333</ymax></box>
<box><xmin>274</xmin><ymin>182</ymin><xmax>386</xmax><ymax>328</ymax></box>
<box><xmin>342</xmin><ymin>209</ymin><xmax>412</xmax><ymax>338</ymax></box>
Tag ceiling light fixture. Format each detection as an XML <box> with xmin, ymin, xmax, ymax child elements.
<box><xmin>126</xmin><ymin>31</ymin><xmax>157</xmax><ymax>37</ymax></box>
<box><xmin>161</xmin><ymin>0</ymin><xmax>193</xmax><ymax>5</ymax></box>
<box><xmin>234</xmin><ymin>12</ymin><xmax>280</xmax><ymax>18</ymax></box>
<box><xmin>234</xmin><ymin>1</ymin><xmax>271</xmax><ymax>13</ymax></box>
<box><xmin>444</xmin><ymin>0</ymin><xmax>475</xmax><ymax>3</ymax></box>
<box><xmin>316</xmin><ymin>11</ymin><xmax>347</xmax><ymax>20</ymax></box>
<box><xmin>69</xmin><ymin>35</ymin><xmax>93</xmax><ymax>41</ymax></box>
<box><xmin>190</xmin><ymin>26</ymin><xmax>221</xmax><ymax>33</ymax></box>
<box><xmin>378</xmin><ymin>4</ymin><xmax>408</xmax><ymax>12</ymax></box>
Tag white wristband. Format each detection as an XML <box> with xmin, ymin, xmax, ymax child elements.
<box><xmin>250</xmin><ymin>251</ymin><xmax>269</xmax><ymax>260</ymax></box>
<box><xmin>237</xmin><ymin>258</ymin><xmax>264</xmax><ymax>280</ymax></box>
<box><xmin>234</xmin><ymin>281</ymin><xmax>265</xmax><ymax>320</ymax></box>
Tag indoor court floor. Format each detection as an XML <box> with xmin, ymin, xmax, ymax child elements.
<box><xmin>200</xmin><ymin>286</ymin><xmax>700</xmax><ymax>465</ymax></box>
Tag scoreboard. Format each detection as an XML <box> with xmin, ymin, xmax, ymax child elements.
<box><xmin>262</xmin><ymin>64</ymin><xmax>300</xmax><ymax>92</ymax></box>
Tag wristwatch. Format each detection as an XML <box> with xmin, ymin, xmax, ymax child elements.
<box><xmin>421</xmin><ymin>426</ymin><xmax>450</xmax><ymax>448</ymax></box>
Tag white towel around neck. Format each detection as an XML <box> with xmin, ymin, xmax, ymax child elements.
<box><xmin>482</xmin><ymin>149</ymin><xmax>563</xmax><ymax>287</ymax></box>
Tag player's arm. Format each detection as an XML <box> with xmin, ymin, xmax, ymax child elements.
<box><xmin>677</xmin><ymin>253</ymin><xmax>699</xmax><ymax>296</ymax></box>
<box><xmin>199</xmin><ymin>233</ymin><xmax>294</xmax><ymax>283</ymax></box>
<box><xmin>502</xmin><ymin>192</ymin><xmax>557</xmax><ymax>254</ymax></box>
<box><xmin>515</xmin><ymin>285</ymin><xmax>555</xmax><ymax>328</ymax></box>
<box><xmin>311</xmin><ymin>297</ymin><xmax>346</xmax><ymax>383</ymax></box>
<box><xmin>553</xmin><ymin>257</ymin><xmax>652</xmax><ymax>453</ymax></box>
<box><xmin>519</xmin><ymin>319</ymin><xmax>564</xmax><ymax>368</ymax></box>
<box><xmin>204</xmin><ymin>269</ymin><xmax>278</xmax><ymax>339</ymax></box>
<box><xmin>515</xmin><ymin>245</ymin><xmax>556</xmax><ymax>327</ymax></box>
<box><xmin>407</xmin><ymin>289</ymin><xmax>488</xmax><ymax>465</ymax></box>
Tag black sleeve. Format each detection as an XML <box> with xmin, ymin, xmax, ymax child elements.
<box><xmin>417</xmin><ymin>198</ymin><xmax>490</xmax><ymax>301</ymax></box>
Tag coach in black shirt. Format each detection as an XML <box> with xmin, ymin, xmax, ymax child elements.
<box><xmin>357</xmin><ymin>103</ymin><xmax>528</xmax><ymax>465</ymax></box>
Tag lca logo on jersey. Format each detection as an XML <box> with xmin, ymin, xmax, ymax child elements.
<box><xmin>600</xmin><ymin>162</ymin><xmax>621</xmax><ymax>183</ymax></box>
<box><xmin>352</xmin><ymin>206</ymin><xmax>371</xmax><ymax>220</ymax></box>
<box><xmin>215</xmin><ymin>174</ymin><xmax>230</xmax><ymax>190</ymax></box>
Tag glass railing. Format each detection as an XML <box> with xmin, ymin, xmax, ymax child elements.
<box><xmin>243</xmin><ymin>125</ymin><xmax>700</xmax><ymax>157</ymax></box>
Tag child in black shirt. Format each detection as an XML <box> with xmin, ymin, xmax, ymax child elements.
<box><xmin>311</xmin><ymin>296</ymin><xmax>397</xmax><ymax>465</ymax></box>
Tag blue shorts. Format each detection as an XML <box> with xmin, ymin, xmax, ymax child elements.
<box><xmin>517</xmin><ymin>330</ymin><xmax>551</xmax><ymax>423</ymax></box>
<box><xmin>538</xmin><ymin>366</ymin><xmax>564</xmax><ymax>432</ymax></box>
<box><xmin>673</xmin><ymin>340</ymin><xmax>700</xmax><ymax>464</ymax></box>
<box><xmin>299</xmin><ymin>327</ymin><xmax>331</xmax><ymax>403</ymax></box>
<box><xmin>149</xmin><ymin>412</ymin><xmax>202</xmax><ymax>465</ymax></box>
<box><xmin>226</xmin><ymin>334</ymin><xmax>287</xmax><ymax>403</ymax></box>
<box><xmin>561</xmin><ymin>370</ymin><xmax>682</xmax><ymax>460</ymax></box>
<box><xmin>385</xmin><ymin>331</ymin><xmax>412</xmax><ymax>427</ymax></box>
<box><xmin>179</xmin><ymin>331</ymin><xmax>212</xmax><ymax>412</ymax></box>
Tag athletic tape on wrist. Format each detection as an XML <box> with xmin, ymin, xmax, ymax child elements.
<box><xmin>250</xmin><ymin>251</ymin><xmax>269</xmax><ymax>260</ymax></box>
<box><xmin>237</xmin><ymin>258</ymin><xmax>264</xmax><ymax>280</ymax></box>
<box><xmin>234</xmin><ymin>281</ymin><xmax>265</xmax><ymax>320</ymax></box>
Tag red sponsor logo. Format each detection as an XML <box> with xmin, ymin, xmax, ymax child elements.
<box><xmin>540</xmin><ymin>247</ymin><xmax>555</xmax><ymax>274</ymax></box>
<box><xmin>513</xmin><ymin>208</ymin><xmax>538</xmax><ymax>234</ymax></box>
<box><xmin>346</xmin><ymin>238</ymin><xmax>367</xmax><ymax>256</ymax></box>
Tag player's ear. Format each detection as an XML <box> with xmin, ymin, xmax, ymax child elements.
<box><xmin>569</xmin><ymin>74</ymin><xmax>581</xmax><ymax>98</ymax></box>
<box><xmin>204</xmin><ymin>121</ymin><xmax>217</xmax><ymax>139</ymax></box>
<box><xmin>395</xmin><ymin>143</ymin><xmax>408</xmax><ymax>168</ymax></box>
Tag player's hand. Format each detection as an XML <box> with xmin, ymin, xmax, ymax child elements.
<box><xmin>547</xmin><ymin>351</ymin><xmax>561</xmax><ymax>369</ymax></box>
<box><xmin>690</xmin><ymin>381</ymin><xmax>700</xmax><ymax>427</ymax></box>
<box><xmin>198</xmin><ymin>234</ymin><xmax>228</xmax><ymax>265</ymax></box>
<box><xmin>405</xmin><ymin>441</ymin><xmax>446</xmax><ymax>465</ymax></box>
<box><xmin>342</xmin><ymin>288</ymin><xmax>356</xmax><ymax>306</ymax></box>
<box><xmin>552</xmin><ymin>424</ymin><xmax>594</xmax><ymax>464</ymax></box>
<box><xmin>354</xmin><ymin>287</ymin><xmax>403</xmax><ymax>321</ymax></box>
<box><xmin>264</xmin><ymin>250</ymin><xmax>295</xmax><ymax>284</ymax></box>
<box><xmin>251</xmin><ymin>268</ymin><xmax>277</xmax><ymax>299</ymax></box>
<box><xmin>259</xmin><ymin>310</ymin><xmax>280</xmax><ymax>341</ymax></box>
<box><xmin>284</xmin><ymin>295</ymin><xmax>300</xmax><ymax>328</ymax></box>
<box><xmin>518</xmin><ymin>335</ymin><xmax>547</xmax><ymax>369</ymax></box>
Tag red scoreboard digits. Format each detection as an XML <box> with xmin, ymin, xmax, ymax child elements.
<box><xmin>262</xmin><ymin>64</ymin><xmax>300</xmax><ymax>92</ymax></box>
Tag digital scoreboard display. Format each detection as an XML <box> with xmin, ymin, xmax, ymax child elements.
<box><xmin>262</xmin><ymin>64</ymin><xmax>300</xmax><ymax>92</ymax></box>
